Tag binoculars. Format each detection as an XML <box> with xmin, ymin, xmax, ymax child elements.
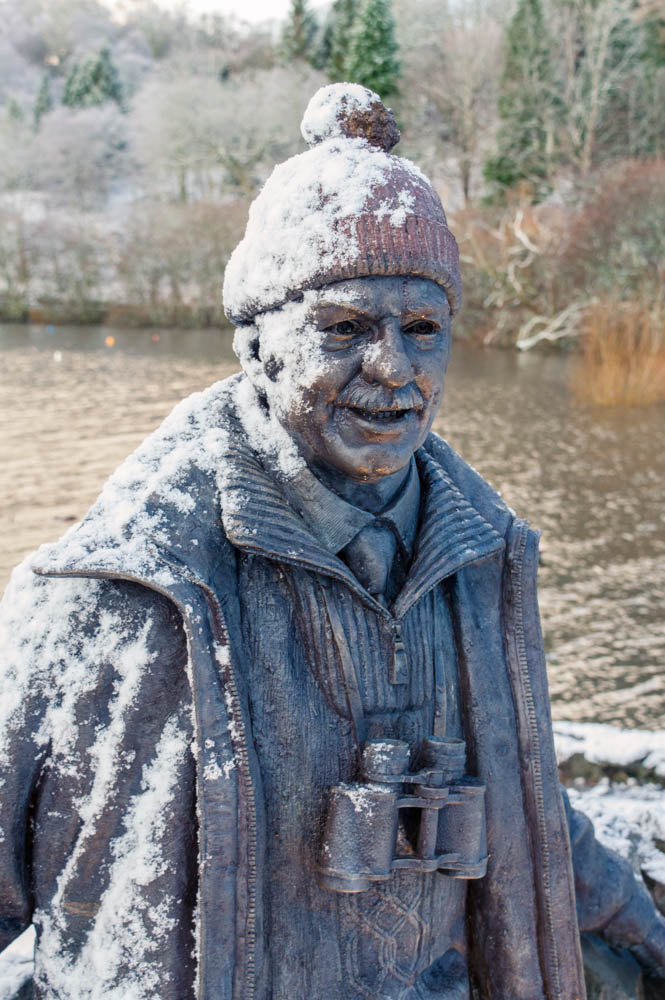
<box><xmin>317</xmin><ymin>737</ymin><xmax>487</xmax><ymax>893</ymax></box>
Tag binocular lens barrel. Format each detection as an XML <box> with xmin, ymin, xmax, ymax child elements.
<box><xmin>319</xmin><ymin>783</ymin><xmax>399</xmax><ymax>892</ymax></box>
<box><xmin>361</xmin><ymin>739</ymin><xmax>410</xmax><ymax>782</ymax></box>
<box><xmin>318</xmin><ymin>738</ymin><xmax>488</xmax><ymax>892</ymax></box>
<box><xmin>419</xmin><ymin>737</ymin><xmax>466</xmax><ymax>783</ymax></box>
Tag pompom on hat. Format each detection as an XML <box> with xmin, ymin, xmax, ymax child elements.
<box><xmin>223</xmin><ymin>83</ymin><xmax>461</xmax><ymax>325</ymax></box>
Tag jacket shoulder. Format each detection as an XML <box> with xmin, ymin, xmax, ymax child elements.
<box><xmin>424</xmin><ymin>431</ymin><xmax>515</xmax><ymax>537</ymax></box>
<box><xmin>31</xmin><ymin>375</ymin><xmax>243</xmax><ymax>585</ymax></box>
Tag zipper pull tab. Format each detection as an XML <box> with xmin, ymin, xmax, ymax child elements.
<box><xmin>390</xmin><ymin>620</ymin><xmax>408</xmax><ymax>685</ymax></box>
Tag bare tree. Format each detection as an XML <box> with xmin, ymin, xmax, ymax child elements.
<box><xmin>29</xmin><ymin>104</ymin><xmax>129</xmax><ymax>208</ymax></box>
<box><xmin>129</xmin><ymin>65</ymin><xmax>325</xmax><ymax>201</ymax></box>
<box><xmin>396</xmin><ymin>0</ymin><xmax>504</xmax><ymax>203</ymax></box>
<box><xmin>553</xmin><ymin>0</ymin><xmax>643</xmax><ymax>175</ymax></box>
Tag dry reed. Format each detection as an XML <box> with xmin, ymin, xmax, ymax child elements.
<box><xmin>573</xmin><ymin>300</ymin><xmax>665</xmax><ymax>407</ymax></box>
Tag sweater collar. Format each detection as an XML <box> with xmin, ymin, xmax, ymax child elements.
<box><xmin>280</xmin><ymin>457</ymin><xmax>420</xmax><ymax>559</ymax></box>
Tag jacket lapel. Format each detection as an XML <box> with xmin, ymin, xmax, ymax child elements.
<box><xmin>393</xmin><ymin>450</ymin><xmax>505</xmax><ymax>618</ymax></box>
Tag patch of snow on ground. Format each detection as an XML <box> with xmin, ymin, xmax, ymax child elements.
<box><xmin>553</xmin><ymin>721</ymin><xmax>665</xmax><ymax>778</ymax></box>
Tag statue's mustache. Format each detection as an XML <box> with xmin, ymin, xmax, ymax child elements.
<box><xmin>336</xmin><ymin>380</ymin><xmax>424</xmax><ymax>411</ymax></box>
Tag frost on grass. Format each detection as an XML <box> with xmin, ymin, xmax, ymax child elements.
<box><xmin>34</xmin><ymin>716</ymin><xmax>188</xmax><ymax>999</ymax></box>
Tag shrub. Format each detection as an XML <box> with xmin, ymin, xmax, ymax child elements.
<box><xmin>452</xmin><ymin>197</ymin><xmax>567</xmax><ymax>344</ymax></box>
<box><xmin>115</xmin><ymin>199</ymin><xmax>249</xmax><ymax>327</ymax></box>
<box><xmin>573</xmin><ymin>299</ymin><xmax>665</xmax><ymax>407</ymax></box>
<box><xmin>558</xmin><ymin>159</ymin><xmax>665</xmax><ymax>303</ymax></box>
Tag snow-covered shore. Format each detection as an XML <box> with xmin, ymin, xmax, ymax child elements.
<box><xmin>553</xmin><ymin>721</ymin><xmax>665</xmax><ymax>912</ymax></box>
<box><xmin>1</xmin><ymin>722</ymin><xmax>663</xmax><ymax>998</ymax></box>
<box><xmin>553</xmin><ymin>721</ymin><xmax>665</xmax><ymax>779</ymax></box>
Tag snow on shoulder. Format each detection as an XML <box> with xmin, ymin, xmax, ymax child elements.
<box><xmin>27</xmin><ymin>378</ymin><xmax>240</xmax><ymax>582</ymax></box>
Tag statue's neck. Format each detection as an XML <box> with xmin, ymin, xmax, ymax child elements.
<box><xmin>309</xmin><ymin>461</ymin><xmax>410</xmax><ymax>514</ymax></box>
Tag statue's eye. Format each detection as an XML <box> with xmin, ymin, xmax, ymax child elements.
<box><xmin>404</xmin><ymin>320</ymin><xmax>438</xmax><ymax>337</ymax></box>
<box><xmin>328</xmin><ymin>319</ymin><xmax>364</xmax><ymax>337</ymax></box>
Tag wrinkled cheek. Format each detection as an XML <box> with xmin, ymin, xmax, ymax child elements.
<box><xmin>417</xmin><ymin>373</ymin><xmax>442</xmax><ymax>408</ymax></box>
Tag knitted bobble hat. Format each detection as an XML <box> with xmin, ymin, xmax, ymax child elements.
<box><xmin>222</xmin><ymin>83</ymin><xmax>461</xmax><ymax>325</ymax></box>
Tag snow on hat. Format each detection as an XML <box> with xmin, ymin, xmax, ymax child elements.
<box><xmin>222</xmin><ymin>83</ymin><xmax>461</xmax><ymax>325</ymax></box>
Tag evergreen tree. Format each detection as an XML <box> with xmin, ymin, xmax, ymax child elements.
<box><xmin>346</xmin><ymin>0</ymin><xmax>399</xmax><ymax>98</ymax></box>
<box><xmin>643</xmin><ymin>11</ymin><xmax>665</xmax><ymax>67</ymax></box>
<box><xmin>327</xmin><ymin>0</ymin><xmax>357</xmax><ymax>81</ymax></box>
<box><xmin>484</xmin><ymin>0</ymin><xmax>556</xmax><ymax>195</ymax></box>
<box><xmin>314</xmin><ymin>17</ymin><xmax>334</xmax><ymax>72</ymax></box>
<box><xmin>7</xmin><ymin>99</ymin><xmax>23</xmax><ymax>122</ymax></box>
<box><xmin>62</xmin><ymin>47</ymin><xmax>123</xmax><ymax>110</ymax></box>
<box><xmin>33</xmin><ymin>74</ymin><xmax>53</xmax><ymax>127</ymax></box>
<box><xmin>281</xmin><ymin>0</ymin><xmax>319</xmax><ymax>64</ymax></box>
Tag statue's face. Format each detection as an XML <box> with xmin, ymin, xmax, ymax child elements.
<box><xmin>257</xmin><ymin>275</ymin><xmax>451</xmax><ymax>483</ymax></box>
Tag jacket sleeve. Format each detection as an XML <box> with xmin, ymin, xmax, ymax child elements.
<box><xmin>563</xmin><ymin>786</ymin><xmax>665</xmax><ymax>979</ymax></box>
<box><xmin>0</xmin><ymin>562</ymin><xmax>54</xmax><ymax>951</ymax></box>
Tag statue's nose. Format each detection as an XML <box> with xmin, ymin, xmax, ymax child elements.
<box><xmin>361</xmin><ymin>319</ymin><xmax>412</xmax><ymax>388</ymax></box>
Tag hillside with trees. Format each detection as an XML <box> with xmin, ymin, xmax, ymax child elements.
<box><xmin>0</xmin><ymin>0</ymin><xmax>663</xmax><ymax>380</ymax></box>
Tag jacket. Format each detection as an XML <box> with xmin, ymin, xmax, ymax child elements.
<box><xmin>1</xmin><ymin>374</ymin><xmax>660</xmax><ymax>999</ymax></box>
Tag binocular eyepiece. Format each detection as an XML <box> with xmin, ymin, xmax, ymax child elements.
<box><xmin>317</xmin><ymin>737</ymin><xmax>488</xmax><ymax>893</ymax></box>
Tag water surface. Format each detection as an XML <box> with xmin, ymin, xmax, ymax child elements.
<box><xmin>2</xmin><ymin>324</ymin><xmax>664</xmax><ymax>727</ymax></box>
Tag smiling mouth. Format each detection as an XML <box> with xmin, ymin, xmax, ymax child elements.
<box><xmin>343</xmin><ymin>406</ymin><xmax>415</xmax><ymax>423</ymax></box>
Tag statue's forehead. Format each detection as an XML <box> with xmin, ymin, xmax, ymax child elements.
<box><xmin>310</xmin><ymin>276</ymin><xmax>449</xmax><ymax>314</ymax></box>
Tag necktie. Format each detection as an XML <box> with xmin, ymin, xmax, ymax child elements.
<box><xmin>341</xmin><ymin>520</ymin><xmax>399</xmax><ymax>607</ymax></box>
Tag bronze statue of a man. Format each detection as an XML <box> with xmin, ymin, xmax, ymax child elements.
<box><xmin>1</xmin><ymin>84</ymin><xmax>664</xmax><ymax>1000</ymax></box>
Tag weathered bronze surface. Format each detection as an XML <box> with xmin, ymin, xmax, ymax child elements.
<box><xmin>1</xmin><ymin>84</ymin><xmax>664</xmax><ymax>1000</ymax></box>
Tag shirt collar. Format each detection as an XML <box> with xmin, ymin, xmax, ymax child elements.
<box><xmin>281</xmin><ymin>457</ymin><xmax>420</xmax><ymax>558</ymax></box>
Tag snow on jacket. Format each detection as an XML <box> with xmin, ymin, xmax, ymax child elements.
<box><xmin>0</xmin><ymin>375</ymin><xmax>660</xmax><ymax>999</ymax></box>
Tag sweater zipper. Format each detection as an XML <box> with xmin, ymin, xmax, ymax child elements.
<box><xmin>510</xmin><ymin>520</ymin><xmax>562</xmax><ymax>1000</ymax></box>
<box><xmin>389</xmin><ymin>618</ymin><xmax>408</xmax><ymax>685</ymax></box>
